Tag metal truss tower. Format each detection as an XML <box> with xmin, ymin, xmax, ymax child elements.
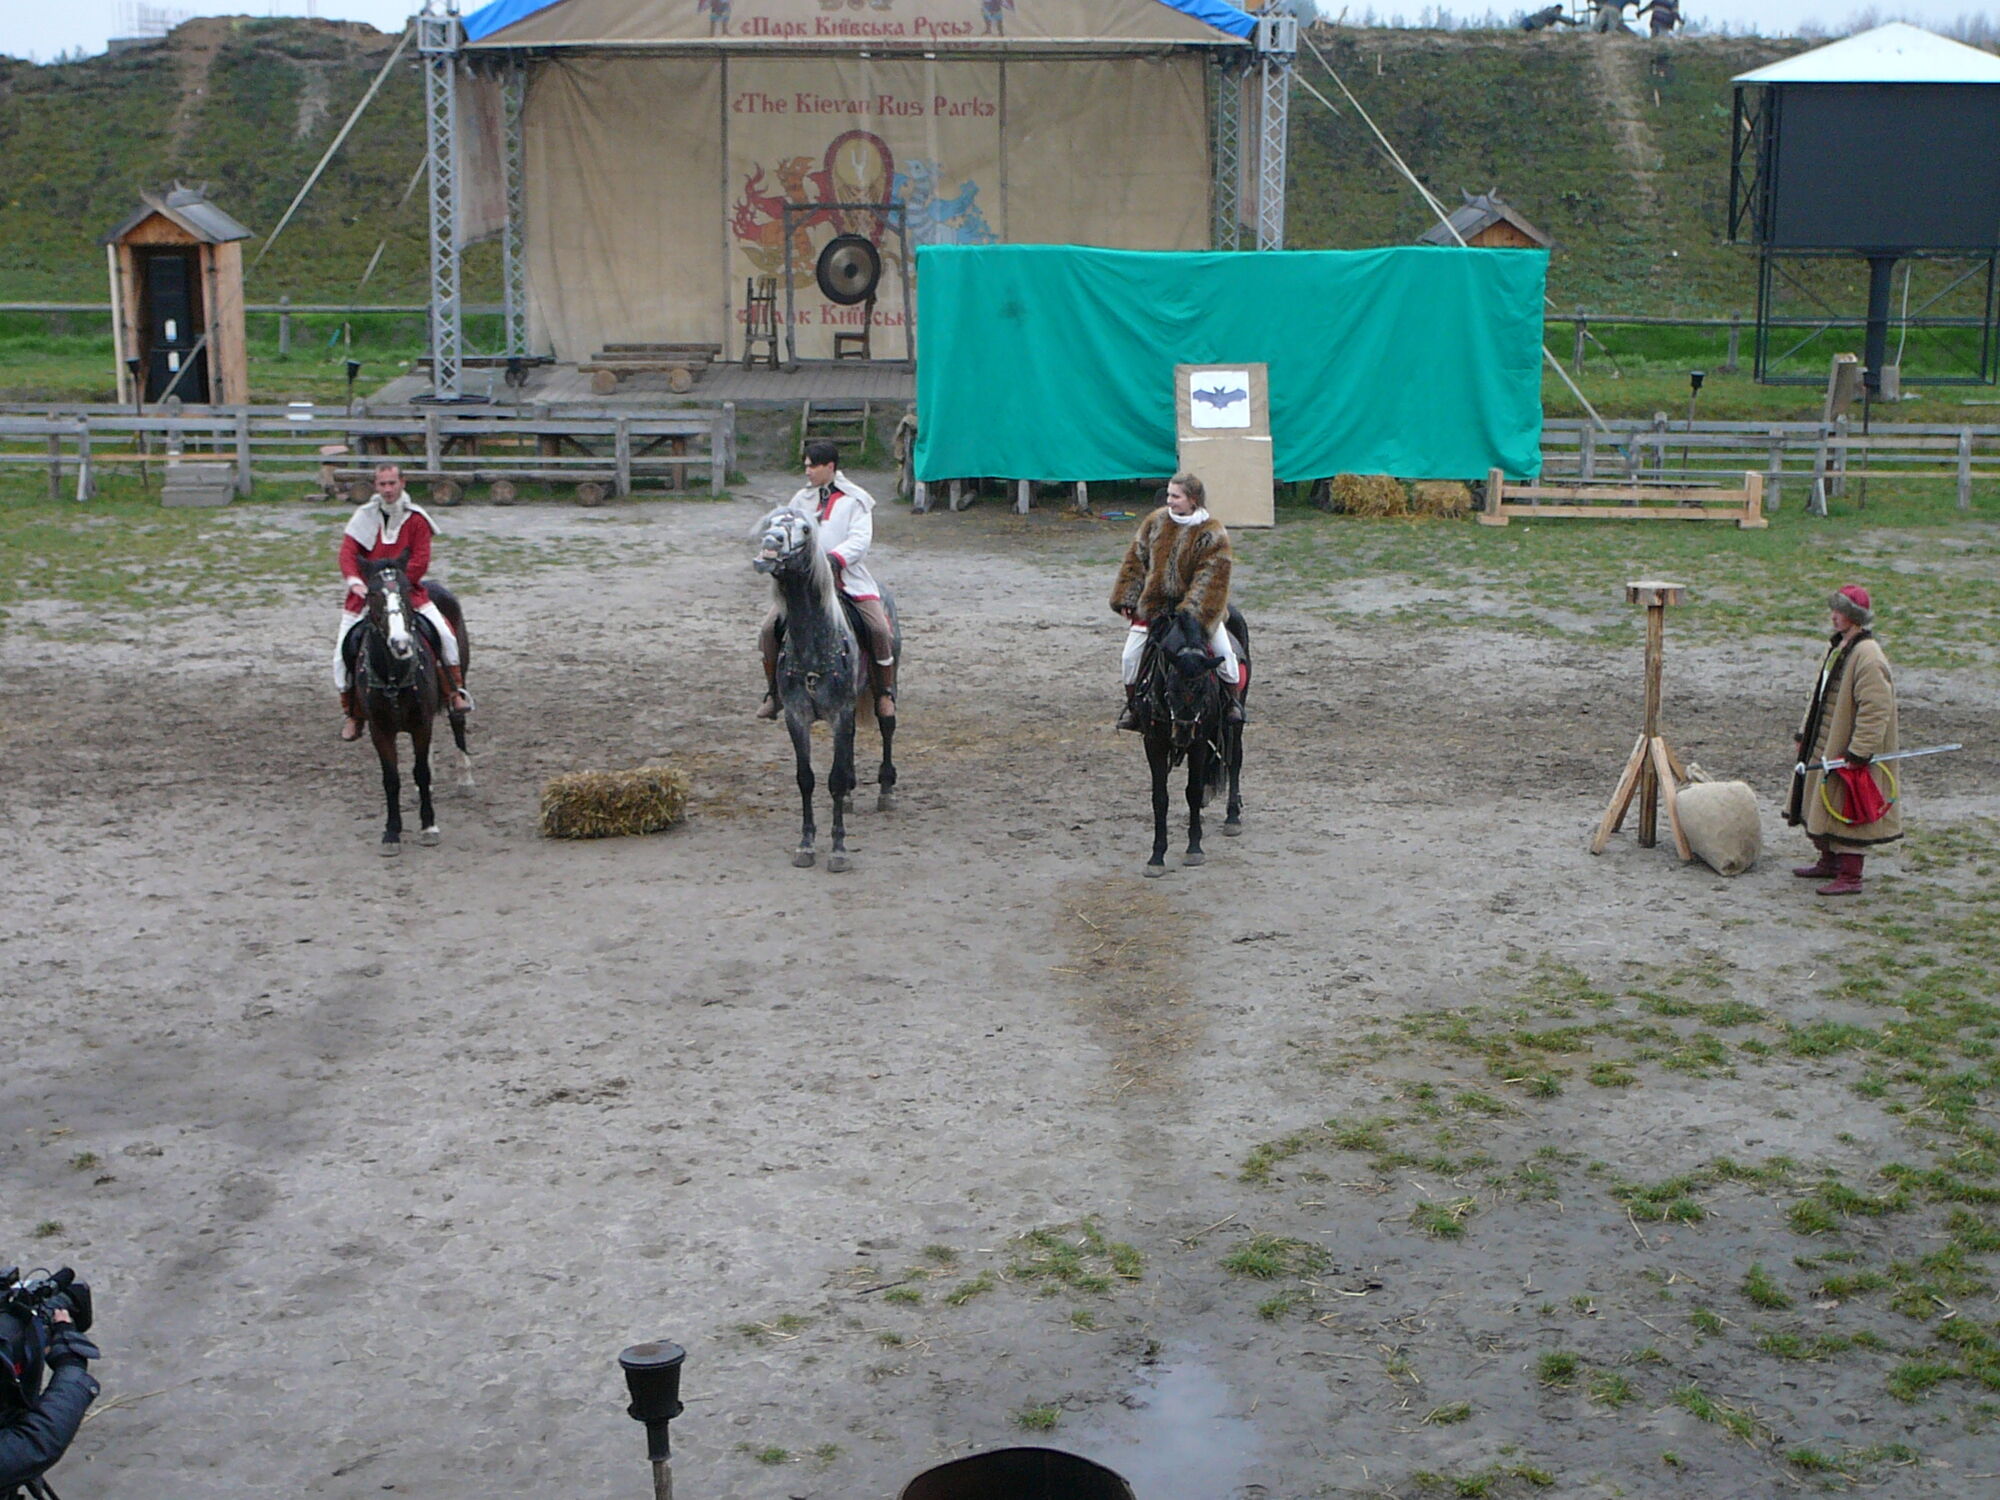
<box><xmin>500</xmin><ymin>56</ymin><xmax>529</xmax><ymax>359</ymax></box>
<box><xmin>1211</xmin><ymin>55</ymin><xmax>1244</xmax><ymax>251</ymax></box>
<box><xmin>1253</xmin><ymin>14</ymin><xmax>1296</xmax><ymax>252</ymax></box>
<box><xmin>419</xmin><ymin>4</ymin><xmax>465</xmax><ymax>400</ymax></box>
<box><xmin>1213</xmin><ymin>17</ymin><xmax>1295</xmax><ymax>252</ymax></box>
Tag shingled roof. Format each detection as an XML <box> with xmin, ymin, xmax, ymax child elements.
<box><xmin>104</xmin><ymin>186</ymin><xmax>254</xmax><ymax>247</ymax></box>
<box><xmin>1417</xmin><ymin>190</ymin><xmax>1553</xmax><ymax>250</ymax></box>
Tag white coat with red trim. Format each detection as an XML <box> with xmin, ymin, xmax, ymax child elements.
<box><xmin>787</xmin><ymin>470</ymin><xmax>880</xmax><ymax>602</ymax></box>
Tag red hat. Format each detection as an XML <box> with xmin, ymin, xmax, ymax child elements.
<box><xmin>1830</xmin><ymin>584</ymin><xmax>1872</xmax><ymax>626</ymax></box>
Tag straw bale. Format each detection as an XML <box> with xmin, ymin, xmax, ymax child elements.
<box><xmin>1409</xmin><ymin>481</ymin><xmax>1475</xmax><ymax>518</ymax></box>
<box><xmin>1330</xmin><ymin>473</ymin><xmax>1408</xmax><ymax>517</ymax></box>
<box><xmin>539</xmin><ymin>763</ymin><xmax>691</xmax><ymax>840</ymax></box>
<box><xmin>1676</xmin><ymin>777</ymin><xmax>1762</xmax><ymax>876</ymax></box>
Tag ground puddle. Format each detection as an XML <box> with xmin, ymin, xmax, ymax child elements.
<box><xmin>1069</xmin><ymin>1353</ymin><xmax>1257</xmax><ymax>1499</ymax></box>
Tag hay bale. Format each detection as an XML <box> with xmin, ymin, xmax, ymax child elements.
<box><xmin>540</xmin><ymin>763</ymin><xmax>690</xmax><ymax>839</ymax></box>
<box><xmin>1410</xmin><ymin>480</ymin><xmax>1474</xmax><ymax>519</ymax></box>
<box><xmin>1330</xmin><ymin>473</ymin><xmax>1408</xmax><ymax>517</ymax></box>
<box><xmin>1676</xmin><ymin>778</ymin><xmax>1762</xmax><ymax>876</ymax></box>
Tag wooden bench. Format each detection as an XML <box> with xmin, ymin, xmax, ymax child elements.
<box><xmin>579</xmin><ymin>343</ymin><xmax>723</xmax><ymax>395</ymax></box>
<box><xmin>1480</xmin><ymin>469</ymin><xmax>1767</xmax><ymax>529</ymax></box>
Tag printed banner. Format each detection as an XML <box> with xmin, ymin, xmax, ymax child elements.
<box><xmin>726</xmin><ymin>57</ymin><xmax>1001</xmax><ymax>359</ymax></box>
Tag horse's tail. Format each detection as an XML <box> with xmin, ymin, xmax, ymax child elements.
<box><xmin>1201</xmin><ymin>721</ymin><xmax>1230</xmax><ymax>801</ymax></box>
<box><xmin>1227</xmin><ymin>603</ymin><xmax>1250</xmax><ymax>667</ymax></box>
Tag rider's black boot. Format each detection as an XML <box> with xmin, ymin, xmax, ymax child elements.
<box><xmin>1116</xmin><ymin>684</ymin><xmax>1141</xmax><ymax>732</ymax></box>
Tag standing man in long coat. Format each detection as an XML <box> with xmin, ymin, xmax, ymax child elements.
<box><xmin>1787</xmin><ymin>585</ymin><xmax>1901</xmax><ymax>895</ymax></box>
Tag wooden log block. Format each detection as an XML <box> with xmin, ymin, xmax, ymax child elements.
<box><xmin>590</xmin><ymin>370</ymin><xmax>619</xmax><ymax>396</ymax></box>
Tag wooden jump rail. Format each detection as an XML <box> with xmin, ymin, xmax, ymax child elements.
<box><xmin>0</xmin><ymin>407</ymin><xmax>735</xmax><ymax>502</ymax></box>
<box><xmin>1481</xmin><ymin>469</ymin><xmax>1767</xmax><ymax>529</ymax></box>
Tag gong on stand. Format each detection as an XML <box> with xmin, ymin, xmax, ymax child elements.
<box><xmin>777</xmin><ymin>201</ymin><xmax>914</xmax><ymax>371</ymax></box>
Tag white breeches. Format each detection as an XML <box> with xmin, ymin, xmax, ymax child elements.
<box><xmin>333</xmin><ymin>603</ymin><xmax>458</xmax><ymax>689</ymax></box>
<box><xmin>1123</xmin><ymin>619</ymin><xmax>1240</xmax><ymax>686</ymax></box>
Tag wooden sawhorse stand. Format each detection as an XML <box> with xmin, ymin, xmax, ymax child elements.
<box><xmin>1591</xmin><ymin>580</ymin><xmax>1693</xmax><ymax>861</ymax></box>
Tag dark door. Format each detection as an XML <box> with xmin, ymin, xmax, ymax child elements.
<box><xmin>140</xmin><ymin>248</ymin><xmax>209</xmax><ymax>403</ymax></box>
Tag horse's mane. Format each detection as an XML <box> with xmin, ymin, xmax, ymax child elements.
<box><xmin>760</xmin><ymin>507</ymin><xmax>844</xmax><ymax>625</ymax></box>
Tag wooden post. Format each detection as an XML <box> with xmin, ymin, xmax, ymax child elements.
<box><xmin>1637</xmin><ymin>593</ymin><xmax>1665</xmax><ymax>846</ymax></box>
<box><xmin>1479</xmin><ymin>466</ymin><xmax>1507</xmax><ymax>526</ymax></box>
<box><xmin>1831</xmin><ymin>415</ymin><xmax>1849</xmax><ymax>500</ymax></box>
<box><xmin>46</xmin><ymin>416</ymin><xmax>61</xmax><ymax>504</ymax></box>
<box><xmin>912</xmin><ymin>479</ymin><xmax>930</xmax><ymax>513</ymax></box>
<box><xmin>234</xmin><ymin>408</ymin><xmax>252</xmax><ymax>497</ymax></box>
<box><xmin>278</xmin><ymin>295</ymin><xmax>292</xmax><ymax>357</ymax></box>
<box><xmin>1592</xmin><ymin>581</ymin><xmax>1688</xmax><ymax>858</ymax></box>
<box><xmin>1072</xmin><ymin>480</ymin><xmax>1090</xmax><ymax>514</ymax></box>
<box><xmin>1765</xmin><ymin>427</ymin><xmax>1785</xmax><ymax>513</ymax></box>
<box><xmin>950</xmin><ymin>479</ymin><xmax>968</xmax><ymax>512</ymax></box>
<box><xmin>722</xmin><ymin>402</ymin><xmax>738</xmax><ymax>482</ymax></box>
<box><xmin>76</xmin><ymin>418</ymin><xmax>94</xmax><ymax>501</ymax></box>
<box><xmin>1724</xmin><ymin>315</ymin><xmax>1741</xmax><ymax>374</ymax></box>
<box><xmin>1572</xmin><ymin>316</ymin><xmax>1587</xmax><ymax>376</ymax></box>
<box><xmin>1015</xmin><ymin>479</ymin><xmax>1031</xmax><ymax>515</ymax></box>
<box><xmin>1580</xmin><ymin>423</ymin><xmax>1597</xmax><ymax>482</ymax></box>
<box><xmin>1738</xmin><ymin>471</ymin><xmax>1766</xmax><ymax>530</ymax></box>
<box><xmin>1957</xmin><ymin>427</ymin><xmax>1973</xmax><ymax>513</ymax></box>
<box><xmin>614</xmin><ymin>417</ymin><xmax>633</xmax><ymax>498</ymax></box>
<box><xmin>424</xmin><ymin>410</ymin><xmax>441</xmax><ymax>482</ymax></box>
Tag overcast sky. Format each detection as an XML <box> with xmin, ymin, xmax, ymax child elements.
<box><xmin>4</xmin><ymin>1</ymin><xmax>1995</xmax><ymax>63</ymax></box>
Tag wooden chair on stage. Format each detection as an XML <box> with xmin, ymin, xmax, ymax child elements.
<box><xmin>743</xmin><ymin>276</ymin><xmax>780</xmax><ymax>370</ymax></box>
<box><xmin>833</xmin><ymin>295</ymin><xmax>875</xmax><ymax>361</ymax></box>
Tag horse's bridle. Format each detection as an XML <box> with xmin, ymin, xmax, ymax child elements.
<box><xmin>361</xmin><ymin>567</ymin><xmax>426</xmax><ymax>695</ymax></box>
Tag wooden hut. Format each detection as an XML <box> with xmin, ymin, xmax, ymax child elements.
<box><xmin>1418</xmin><ymin>190</ymin><xmax>1554</xmax><ymax>251</ymax></box>
<box><xmin>105</xmin><ymin>187</ymin><xmax>253</xmax><ymax>406</ymax></box>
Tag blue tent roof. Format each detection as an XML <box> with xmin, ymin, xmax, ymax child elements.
<box><xmin>462</xmin><ymin>0</ymin><xmax>1257</xmax><ymax>44</ymax></box>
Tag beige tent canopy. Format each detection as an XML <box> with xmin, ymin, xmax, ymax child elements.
<box><xmin>449</xmin><ymin>0</ymin><xmax>1271</xmax><ymax>364</ymax></box>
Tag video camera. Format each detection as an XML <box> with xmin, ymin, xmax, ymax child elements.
<box><xmin>1</xmin><ymin>1267</ymin><xmax>93</xmax><ymax>1408</ymax></box>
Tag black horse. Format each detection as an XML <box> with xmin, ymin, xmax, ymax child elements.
<box><xmin>1133</xmin><ymin>606</ymin><xmax>1249</xmax><ymax>877</ymax></box>
<box><xmin>753</xmin><ymin>506</ymin><xmax>899</xmax><ymax>872</ymax></box>
<box><xmin>348</xmin><ymin>553</ymin><xmax>472</xmax><ymax>854</ymax></box>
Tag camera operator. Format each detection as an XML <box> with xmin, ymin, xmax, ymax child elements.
<box><xmin>2</xmin><ymin>1270</ymin><xmax>100</xmax><ymax>1498</ymax></box>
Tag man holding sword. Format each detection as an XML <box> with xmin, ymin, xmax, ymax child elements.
<box><xmin>1787</xmin><ymin>585</ymin><xmax>1905</xmax><ymax>895</ymax></box>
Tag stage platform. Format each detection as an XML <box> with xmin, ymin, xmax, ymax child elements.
<box><xmin>364</xmin><ymin>359</ymin><xmax>914</xmax><ymax>415</ymax></box>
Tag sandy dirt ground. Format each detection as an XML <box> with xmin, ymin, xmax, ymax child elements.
<box><xmin>4</xmin><ymin>470</ymin><xmax>1999</xmax><ymax>1500</ymax></box>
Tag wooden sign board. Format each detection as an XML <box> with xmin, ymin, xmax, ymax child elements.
<box><xmin>1175</xmin><ymin>362</ymin><xmax>1273</xmax><ymax>529</ymax></box>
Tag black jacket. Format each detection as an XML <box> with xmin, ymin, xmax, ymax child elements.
<box><xmin>1</xmin><ymin>1362</ymin><xmax>99</xmax><ymax>1490</ymax></box>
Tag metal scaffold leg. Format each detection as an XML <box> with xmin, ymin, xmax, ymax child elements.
<box><xmin>1212</xmin><ymin>56</ymin><xmax>1243</xmax><ymax>251</ymax></box>
<box><xmin>1253</xmin><ymin>16</ymin><xmax>1297</xmax><ymax>252</ymax></box>
<box><xmin>501</xmin><ymin>56</ymin><xmax>528</xmax><ymax>360</ymax></box>
<box><xmin>420</xmin><ymin>5</ymin><xmax>465</xmax><ymax>401</ymax></box>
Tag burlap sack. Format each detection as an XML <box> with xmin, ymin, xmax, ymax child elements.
<box><xmin>1676</xmin><ymin>779</ymin><xmax>1761</xmax><ymax>876</ymax></box>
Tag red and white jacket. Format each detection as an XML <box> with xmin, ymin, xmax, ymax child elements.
<box><xmin>787</xmin><ymin>471</ymin><xmax>880</xmax><ymax>602</ymax></box>
<box><xmin>340</xmin><ymin>498</ymin><xmax>438</xmax><ymax>615</ymax></box>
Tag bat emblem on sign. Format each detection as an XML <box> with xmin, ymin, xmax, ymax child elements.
<box><xmin>1192</xmin><ymin>385</ymin><xmax>1247</xmax><ymax>409</ymax></box>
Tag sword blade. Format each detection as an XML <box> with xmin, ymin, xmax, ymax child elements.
<box><xmin>1815</xmin><ymin>743</ymin><xmax>1963</xmax><ymax>774</ymax></box>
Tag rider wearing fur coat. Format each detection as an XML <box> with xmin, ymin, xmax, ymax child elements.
<box><xmin>1110</xmin><ymin>473</ymin><xmax>1242</xmax><ymax>730</ymax></box>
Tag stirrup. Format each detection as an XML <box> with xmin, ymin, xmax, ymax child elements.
<box><xmin>449</xmin><ymin>689</ymin><xmax>474</xmax><ymax>714</ymax></box>
<box><xmin>340</xmin><ymin>717</ymin><xmax>364</xmax><ymax>742</ymax></box>
<box><xmin>756</xmin><ymin>691</ymin><xmax>780</xmax><ymax>720</ymax></box>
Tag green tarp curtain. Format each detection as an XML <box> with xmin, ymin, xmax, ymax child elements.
<box><xmin>913</xmin><ymin>244</ymin><xmax>1546</xmax><ymax>483</ymax></box>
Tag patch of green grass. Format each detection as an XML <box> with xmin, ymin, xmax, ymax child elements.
<box><xmin>942</xmin><ymin>1272</ymin><xmax>995</xmax><ymax>1307</ymax></box>
<box><xmin>30</xmin><ymin>1221</ymin><xmax>61</xmax><ymax>1238</ymax></box>
<box><xmin>1409</xmin><ymin>1197</ymin><xmax>1477</xmax><ymax>1239</ymax></box>
<box><xmin>1588</xmin><ymin>1371</ymin><xmax>1636</xmax><ymax>1408</ymax></box>
<box><xmin>1671</xmin><ymin>1383</ymin><xmax>1765</xmax><ymax>1443</ymax></box>
<box><xmin>1014</xmin><ymin>1404</ymin><xmax>1062</xmax><ymax>1431</ymax></box>
<box><xmin>1068</xmin><ymin>1308</ymin><xmax>1098</xmax><ymax>1332</ymax></box>
<box><xmin>735</xmin><ymin>1313</ymin><xmax>812</xmax><ymax>1341</ymax></box>
<box><xmin>1886</xmin><ymin>1360</ymin><xmax>1957</xmax><ymax>1401</ymax></box>
<box><xmin>1421</xmin><ymin>1401</ymin><xmax>1472</xmax><ymax>1425</ymax></box>
<box><xmin>1690</xmin><ymin>1307</ymin><xmax>1726</xmax><ymax>1337</ymax></box>
<box><xmin>1535</xmin><ymin>1351</ymin><xmax>1581</xmax><ymax>1388</ymax></box>
<box><xmin>919</xmin><ymin>1244</ymin><xmax>959</xmax><ymax>1265</ymax></box>
<box><xmin>66</xmin><ymin>1151</ymin><xmax>99</xmax><ymax>1171</ymax></box>
<box><xmin>1743</xmin><ymin>1262</ymin><xmax>1795</xmax><ymax>1310</ymax></box>
<box><xmin>737</xmin><ymin>1444</ymin><xmax>793</xmax><ymax>1466</ymax></box>
<box><xmin>1613</xmin><ymin>1176</ymin><xmax>1708</xmax><ymax>1224</ymax></box>
<box><xmin>882</xmin><ymin>1285</ymin><xmax>922</xmax><ymax>1306</ymax></box>
<box><xmin>1256</xmin><ymin>1289</ymin><xmax>1310</xmax><ymax>1321</ymax></box>
<box><xmin>1410</xmin><ymin>1462</ymin><xmax>1555</xmax><ymax>1497</ymax></box>
<box><xmin>1221</xmin><ymin>1234</ymin><xmax>1329</xmax><ymax>1280</ymax></box>
<box><xmin>1241</xmin><ymin>1131</ymin><xmax>1311</xmax><ymax>1184</ymax></box>
<box><xmin>1010</xmin><ymin>1222</ymin><xmax>1143</xmax><ymax>1292</ymax></box>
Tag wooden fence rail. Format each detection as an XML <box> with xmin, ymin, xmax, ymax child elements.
<box><xmin>0</xmin><ymin>406</ymin><xmax>736</xmax><ymax>502</ymax></box>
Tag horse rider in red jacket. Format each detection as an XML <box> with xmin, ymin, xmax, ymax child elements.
<box><xmin>335</xmin><ymin>462</ymin><xmax>469</xmax><ymax>740</ymax></box>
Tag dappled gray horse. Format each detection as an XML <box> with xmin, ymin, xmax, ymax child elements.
<box><xmin>752</xmin><ymin>507</ymin><xmax>899</xmax><ymax>871</ymax></box>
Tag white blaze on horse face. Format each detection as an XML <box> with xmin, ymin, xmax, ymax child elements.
<box><xmin>382</xmin><ymin>581</ymin><xmax>412</xmax><ymax>656</ymax></box>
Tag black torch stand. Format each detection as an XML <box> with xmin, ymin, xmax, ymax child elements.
<box><xmin>620</xmin><ymin>1341</ymin><xmax>686</xmax><ymax>1500</ymax></box>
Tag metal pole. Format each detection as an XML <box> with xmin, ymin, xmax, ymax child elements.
<box><xmin>420</xmin><ymin>5</ymin><xmax>465</xmax><ymax>401</ymax></box>
<box><xmin>1211</xmin><ymin>55</ymin><xmax>1242</xmax><ymax>251</ymax></box>
<box><xmin>1252</xmin><ymin>17</ymin><xmax>1295</xmax><ymax>252</ymax></box>
<box><xmin>501</xmin><ymin>55</ymin><xmax>529</xmax><ymax>359</ymax></box>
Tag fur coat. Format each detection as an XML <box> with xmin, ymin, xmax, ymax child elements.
<box><xmin>1110</xmin><ymin>508</ymin><xmax>1233</xmax><ymax>632</ymax></box>
<box><xmin>1792</xmin><ymin>633</ymin><xmax>1902</xmax><ymax>848</ymax></box>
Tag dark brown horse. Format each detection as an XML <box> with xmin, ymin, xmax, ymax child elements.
<box><xmin>1133</xmin><ymin>606</ymin><xmax>1249</xmax><ymax>877</ymax></box>
<box><xmin>348</xmin><ymin>554</ymin><xmax>472</xmax><ymax>854</ymax></box>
